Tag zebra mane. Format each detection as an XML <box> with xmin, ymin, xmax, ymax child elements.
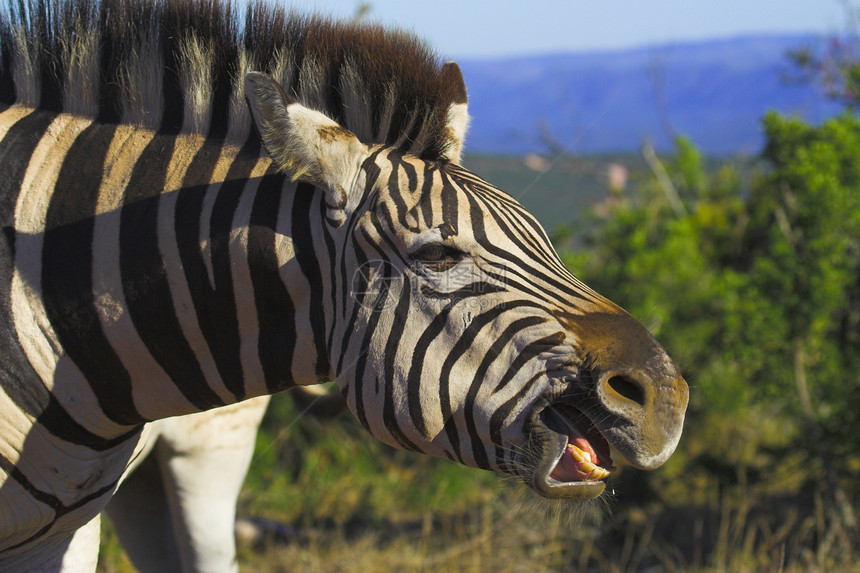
<box><xmin>0</xmin><ymin>0</ymin><xmax>465</xmax><ymax>159</ymax></box>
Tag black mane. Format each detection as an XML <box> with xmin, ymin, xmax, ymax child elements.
<box><xmin>0</xmin><ymin>0</ymin><xmax>463</xmax><ymax>159</ymax></box>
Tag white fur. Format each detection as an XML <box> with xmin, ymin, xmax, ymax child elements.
<box><xmin>297</xmin><ymin>57</ymin><xmax>326</xmax><ymax>113</ymax></box>
<box><xmin>120</xmin><ymin>31</ymin><xmax>164</xmax><ymax>129</ymax></box>
<box><xmin>338</xmin><ymin>59</ymin><xmax>373</xmax><ymax>143</ymax></box>
<box><xmin>268</xmin><ymin>48</ymin><xmax>295</xmax><ymax>98</ymax></box>
<box><xmin>227</xmin><ymin>50</ymin><xmax>256</xmax><ymax>144</ymax></box>
<box><xmin>444</xmin><ymin>102</ymin><xmax>469</xmax><ymax>164</ymax></box>
<box><xmin>11</xmin><ymin>26</ymin><xmax>40</xmax><ymax>107</ymax></box>
<box><xmin>61</xmin><ymin>27</ymin><xmax>100</xmax><ymax>119</ymax></box>
<box><xmin>59</xmin><ymin>516</ymin><xmax>101</xmax><ymax>573</ymax></box>
<box><xmin>178</xmin><ymin>34</ymin><xmax>213</xmax><ymax>135</ymax></box>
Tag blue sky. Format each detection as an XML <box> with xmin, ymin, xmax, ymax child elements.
<box><xmin>289</xmin><ymin>0</ymin><xmax>856</xmax><ymax>59</ymax></box>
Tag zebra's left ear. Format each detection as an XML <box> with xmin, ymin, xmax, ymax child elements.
<box><xmin>440</xmin><ymin>62</ymin><xmax>470</xmax><ymax>165</ymax></box>
<box><xmin>244</xmin><ymin>71</ymin><xmax>370</xmax><ymax>210</ymax></box>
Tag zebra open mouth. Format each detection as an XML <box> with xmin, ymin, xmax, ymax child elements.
<box><xmin>531</xmin><ymin>403</ymin><xmax>615</xmax><ymax>499</ymax></box>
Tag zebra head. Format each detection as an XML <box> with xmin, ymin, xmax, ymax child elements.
<box><xmin>245</xmin><ymin>70</ymin><xmax>688</xmax><ymax>500</ymax></box>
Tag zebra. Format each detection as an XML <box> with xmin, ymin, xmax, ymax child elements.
<box><xmin>0</xmin><ymin>1</ymin><xmax>689</xmax><ymax>571</ymax></box>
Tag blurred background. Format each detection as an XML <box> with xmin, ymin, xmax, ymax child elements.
<box><xmin>95</xmin><ymin>1</ymin><xmax>860</xmax><ymax>571</ymax></box>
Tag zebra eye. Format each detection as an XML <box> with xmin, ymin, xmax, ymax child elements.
<box><xmin>413</xmin><ymin>243</ymin><xmax>462</xmax><ymax>272</ymax></box>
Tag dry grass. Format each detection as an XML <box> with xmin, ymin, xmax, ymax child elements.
<box><xmin>98</xmin><ymin>481</ymin><xmax>860</xmax><ymax>573</ymax></box>
<box><xmin>230</xmin><ymin>497</ymin><xmax>860</xmax><ymax>573</ymax></box>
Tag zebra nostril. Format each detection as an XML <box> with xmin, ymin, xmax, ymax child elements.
<box><xmin>606</xmin><ymin>375</ymin><xmax>646</xmax><ymax>406</ymax></box>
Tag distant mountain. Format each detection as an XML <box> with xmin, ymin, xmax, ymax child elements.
<box><xmin>458</xmin><ymin>34</ymin><xmax>844</xmax><ymax>156</ymax></box>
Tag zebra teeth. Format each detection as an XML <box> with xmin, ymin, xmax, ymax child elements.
<box><xmin>567</xmin><ymin>443</ymin><xmax>589</xmax><ymax>463</ymax></box>
<box><xmin>575</xmin><ymin>458</ymin><xmax>611</xmax><ymax>481</ymax></box>
<box><xmin>563</xmin><ymin>443</ymin><xmax>612</xmax><ymax>482</ymax></box>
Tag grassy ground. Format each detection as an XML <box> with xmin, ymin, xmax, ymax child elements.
<box><xmin>98</xmin><ymin>483</ymin><xmax>860</xmax><ymax>573</ymax></box>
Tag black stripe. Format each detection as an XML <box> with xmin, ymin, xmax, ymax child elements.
<box><xmin>39</xmin><ymin>397</ymin><xmax>142</xmax><ymax>450</ymax></box>
<box><xmin>476</xmin><ymin>188</ymin><xmax>564</xmax><ymax>274</ymax></box>
<box><xmin>370</xmin><ymin>208</ymin><xmax>412</xmax><ymax>270</ymax></box>
<box><xmin>472</xmin><ymin>187</ymin><xmax>570</xmax><ymax>279</ymax></box>
<box><xmin>438</xmin><ymin>303</ymin><xmax>513</xmax><ymax>463</ymax></box>
<box><xmin>0</xmin><ymin>453</ymin><xmax>63</xmax><ymax>552</ymax></box>
<box><xmin>344</xmin><ymin>220</ymin><xmax>397</xmax><ymax>429</ymax></box>
<box><xmin>174</xmin><ymin>141</ymin><xmax>251</xmax><ymax>403</ymax></box>
<box><xmin>120</xmin><ymin>133</ymin><xmax>225</xmax><ymax>411</ymax></box>
<box><xmin>337</xmin><ymin>150</ymin><xmax>384</xmax><ymax>330</ymax></box>
<box><xmin>398</xmin><ymin>159</ymin><xmax>419</xmax><ymax>228</ymax></box>
<box><xmin>472</xmin><ymin>178</ymin><xmax>585</xmax><ymax>292</ymax></box>
<box><xmin>462</xmin><ymin>316</ymin><xmax>547</xmax><ymax>469</ymax></box>
<box><xmin>464</xmin><ymin>190</ymin><xmax>593</xmax><ymax>305</ymax></box>
<box><xmin>437</xmin><ymin>302</ymin><xmax>544</xmax><ymax>434</ymax></box>
<box><xmin>406</xmin><ymin>303</ymin><xmax>457</xmax><ymax>438</ymax></box>
<box><xmin>335</xmin><ymin>231</ymin><xmax>371</xmax><ymax>379</ymax></box>
<box><xmin>0</xmin><ymin>42</ymin><xmax>12</xmax><ymax>106</ymax></box>
<box><xmin>438</xmin><ymin>169</ymin><xmax>460</xmax><ymax>236</ymax></box>
<box><xmin>349</xmin><ymin>255</ymin><xmax>391</xmax><ymax>433</ymax></box>
<box><xmin>490</xmin><ymin>370</ymin><xmax>545</xmax><ymax>472</ymax></box>
<box><xmin>450</xmin><ymin>166</ymin><xmax>569</xmax><ymax>276</ymax></box>
<box><xmin>322</xmin><ymin>198</ymin><xmax>339</xmax><ymax>370</ymax></box>
<box><xmin>205</xmin><ymin>139</ymin><xmax>261</xmax><ymax>399</ymax></box>
<box><xmin>292</xmin><ymin>183</ymin><xmax>332</xmax><ymax>380</ymax></box>
<box><xmin>42</xmin><ymin>122</ymin><xmax>144</xmax><ymax>426</ymax></box>
<box><xmin>0</xmin><ymin>454</ymin><xmax>62</xmax><ymax>513</ymax></box>
<box><xmin>406</xmin><ymin>282</ymin><xmax>506</xmax><ymax>439</ymax></box>
<box><xmin>418</xmin><ymin>163</ymin><xmax>437</xmax><ymax>228</ymax></box>
<box><xmin>386</xmin><ymin>152</ymin><xmax>411</xmax><ymax>231</ymax></box>
<box><xmin>491</xmin><ymin>331</ymin><xmax>564</xmax><ymax>395</ymax></box>
<box><xmin>0</xmin><ymin>449</ymin><xmax>125</xmax><ymax>552</ymax></box>
<box><xmin>481</xmin><ymin>259</ymin><xmax>576</xmax><ymax>308</ymax></box>
<box><xmin>331</xmin><ymin>155</ymin><xmax>381</xmax><ymax>380</ymax></box>
<box><xmin>472</xmin><ymin>203</ymin><xmax>566</xmax><ymax>293</ymax></box>
<box><xmin>381</xmin><ymin>281</ymin><xmax>420</xmax><ymax>451</ymax></box>
<box><xmin>248</xmin><ymin>169</ymin><xmax>297</xmax><ymax>392</ymax></box>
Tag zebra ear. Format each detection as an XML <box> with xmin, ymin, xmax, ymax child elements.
<box><xmin>440</xmin><ymin>62</ymin><xmax>469</xmax><ymax>165</ymax></box>
<box><xmin>244</xmin><ymin>72</ymin><xmax>369</xmax><ymax>207</ymax></box>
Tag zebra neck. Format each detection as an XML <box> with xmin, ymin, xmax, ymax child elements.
<box><xmin>5</xmin><ymin>108</ymin><xmax>333</xmax><ymax>436</ymax></box>
<box><xmin>101</xmin><ymin>128</ymin><xmax>337</xmax><ymax>418</ymax></box>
